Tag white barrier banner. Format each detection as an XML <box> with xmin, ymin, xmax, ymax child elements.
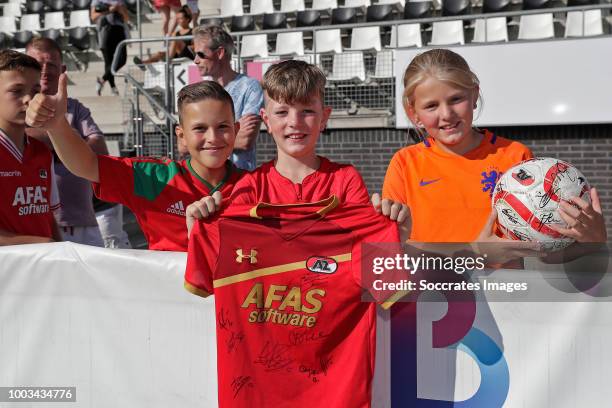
<box><xmin>1</xmin><ymin>243</ymin><xmax>611</xmax><ymax>407</ymax></box>
<box><xmin>0</xmin><ymin>242</ymin><xmax>217</xmax><ymax>408</ymax></box>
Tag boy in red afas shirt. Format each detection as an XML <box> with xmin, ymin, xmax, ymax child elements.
<box><xmin>0</xmin><ymin>50</ymin><xmax>62</xmax><ymax>245</ymax></box>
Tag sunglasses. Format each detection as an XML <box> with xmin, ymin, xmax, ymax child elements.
<box><xmin>195</xmin><ymin>48</ymin><xmax>220</xmax><ymax>60</ymax></box>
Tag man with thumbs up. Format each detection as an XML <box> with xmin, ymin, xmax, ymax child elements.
<box><xmin>25</xmin><ymin>38</ymin><xmax>109</xmax><ymax>247</ymax></box>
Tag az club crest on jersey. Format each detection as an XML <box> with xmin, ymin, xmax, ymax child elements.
<box><xmin>39</xmin><ymin>169</ymin><xmax>47</xmax><ymax>179</ymax></box>
<box><xmin>512</xmin><ymin>168</ymin><xmax>535</xmax><ymax>186</ymax></box>
<box><xmin>306</xmin><ymin>256</ymin><xmax>337</xmax><ymax>274</ymax></box>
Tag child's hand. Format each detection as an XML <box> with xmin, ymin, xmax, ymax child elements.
<box><xmin>26</xmin><ymin>73</ymin><xmax>68</xmax><ymax>131</ymax></box>
<box><xmin>473</xmin><ymin>210</ymin><xmax>544</xmax><ymax>264</ymax></box>
<box><xmin>371</xmin><ymin>193</ymin><xmax>411</xmax><ymax>242</ymax></box>
<box><xmin>186</xmin><ymin>191</ymin><xmax>222</xmax><ymax>237</ymax></box>
<box><xmin>551</xmin><ymin>187</ymin><xmax>607</xmax><ymax>243</ymax></box>
<box><xmin>371</xmin><ymin>193</ymin><xmax>409</xmax><ymax>222</ymax></box>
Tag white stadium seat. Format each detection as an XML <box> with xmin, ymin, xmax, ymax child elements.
<box><xmin>249</xmin><ymin>0</ymin><xmax>274</xmax><ymax>15</ymax></box>
<box><xmin>220</xmin><ymin>0</ymin><xmax>243</xmax><ymax>17</ymax></box>
<box><xmin>565</xmin><ymin>10</ymin><xmax>603</xmax><ymax>37</ymax></box>
<box><xmin>44</xmin><ymin>11</ymin><xmax>66</xmax><ymax>30</ymax></box>
<box><xmin>311</xmin><ymin>0</ymin><xmax>337</xmax><ymax>10</ymax></box>
<box><xmin>430</xmin><ymin>20</ymin><xmax>465</xmax><ymax>45</ymax></box>
<box><xmin>240</xmin><ymin>34</ymin><xmax>269</xmax><ymax>58</ymax></box>
<box><xmin>280</xmin><ymin>0</ymin><xmax>305</xmax><ymax>12</ymax></box>
<box><xmin>346</xmin><ymin>26</ymin><xmax>382</xmax><ymax>52</ymax></box>
<box><xmin>20</xmin><ymin>14</ymin><xmax>41</xmax><ymax>31</ymax></box>
<box><xmin>271</xmin><ymin>32</ymin><xmax>305</xmax><ymax>56</ymax></box>
<box><xmin>314</xmin><ymin>29</ymin><xmax>342</xmax><ymax>53</ymax></box>
<box><xmin>372</xmin><ymin>50</ymin><xmax>394</xmax><ymax>78</ymax></box>
<box><xmin>69</xmin><ymin>10</ymin><xmax>93</xmax><ymax>28</ymax></box>
<box><xmin>518</xmin><ymin>13</ymin><xmax>554</xmax><ymax>40</ymax></box>
<box><xmin>473</xmin><ymin>17</ymin><xmax>508</xmax><ymax>42</ymax></box>
<box><xmin>378</xmin><ymin>0</ymin><xmax>405</xmax><ymax>6</ymax></box>
<box><xmin>343</xmin><ymin>0</ymin><xmax>370</xmax><ymax>7</ymax></box>
<box><xmin>328</xmin><ymin>51</ymin><xmax>366</xmax><ymax>82</ymax></box>
<box><xmin>2</xmin><ymin>2</ymin><xmax>22</xmax><ymax>17</ymax></box>
<box><xmin>0</xmin><ymin>16</ymin><xmax>18</xmax><ymax>33</ymax></box>
<box><xmin>389</xmin><ymin>24</ymin><xmax>422</xmax><ymax>48</ymax></box>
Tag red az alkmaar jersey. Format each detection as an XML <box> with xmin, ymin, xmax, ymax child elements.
<box><xmin>185</xmin><ymin>197</ymin><xmax>399</xmax><ymax>408</ymax></box>
<box><xmin>0</xmin><ymin>131</ymin><xmax>59</xmax><ymax>238</ymax></box>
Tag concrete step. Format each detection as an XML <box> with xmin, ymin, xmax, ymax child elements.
<box><xmin>76</xmin><ymin>96</ymin><xmax>127</xmax><ymax>135</ymax></box>
<box><xmin>62</xmin><ymin>14</ymin><xmax>192</xmax><ymax>135</ymax></box>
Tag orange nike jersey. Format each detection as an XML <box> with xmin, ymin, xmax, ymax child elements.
<box><xmin>382</xmin><ymin>130</ymin><xmax>533</xmax><ymax>242</ymax></box>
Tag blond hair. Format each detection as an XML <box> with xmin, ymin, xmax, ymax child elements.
<box><xmin>402</xmin><ymin>49</ymin><xmax>482</xmax><ymax>136</ymax></box>
<box><xmin>262</xmin><ymin>59</ymin><xmax>326</xmax><ymax>105</ymax></box>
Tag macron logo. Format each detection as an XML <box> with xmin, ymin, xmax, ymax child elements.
<box><xmin>0</xmin><ymin>170</ymin><xmax>22</xmax><ymax>177</ymax></box>
<box><xmin>166</xmin><ymin>200</ymin><xmax>186</xmax><ymax>216</ymax></box>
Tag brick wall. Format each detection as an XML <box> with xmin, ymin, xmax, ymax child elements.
<box><xmin>255</xmin><ymin>125</ymin><xmax>612</xmax><ymax>241</ymax></box>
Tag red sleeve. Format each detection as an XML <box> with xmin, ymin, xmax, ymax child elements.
<box><xmin>522</xmin><ymin>145</ymin><xmax>534</xmax><ymax>160</ymax></box>
<box><xmin>184</xmin><ymin>220</ymin><xmax>219</xmax><ymax>297</ymax></box>
<box><xmin>334</xmin><ymin>206</ymin><xmax>403</xmax><ymax>307</ymax></box>
<box><xmin>342</xmin><ymin>166</ymin><xmax>370</xmax><ymax>205</ymax></box>
<box><xmin>227</xmin><ymin>172</ymin><xmax>258</xmax><ymax>205</ymax></box>
<box><xmin>92</xmin><ymin>155</ymin><xmax>137</xmax><ymax>208</ymax></box>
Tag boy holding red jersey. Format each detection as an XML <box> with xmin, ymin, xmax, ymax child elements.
<box><xmin>0</xmin><ymin>50</ymin><xmax>62</xmax><ymax>245</ymax></box>
<box><xmin>184</xmin><ymin>60</ymin><xmax>406</xmax><ymax>407</ymax></box>
<box><xmin>25</xmin><ymin>79</ymin><xmax>242</xmax><ymax>251</ymax></box>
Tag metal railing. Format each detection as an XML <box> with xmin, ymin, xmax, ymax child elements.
<box><xmin>110</xmin><ymin>2</ymin><xmax>612</xmax><ymax>156</ymax></box>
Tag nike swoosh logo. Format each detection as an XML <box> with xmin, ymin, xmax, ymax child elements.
<box><xmin>419</xmin><ymin>178</ymin><xmax>441</xmax><ymax>187</ymax></box>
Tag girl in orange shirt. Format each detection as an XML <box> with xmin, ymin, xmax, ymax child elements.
<box><xmin>383</xmin><ymin>49</ymin><xmax>606</xmax><ymax>258</ymax></box>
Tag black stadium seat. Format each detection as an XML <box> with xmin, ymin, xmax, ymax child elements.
<box><xmin>25</xmin><ymin>0</ymin><xmax>45</xmax><ymax>14</ymax></box>
<box><xmin>404</xmin><ymin>1</ymin><xmax>433</xmax><ymax>19</ymax></box>
<box><xmin>263</xmin><ymin>12</ymin><xmax>287</xmax><ymax>29</ymax></box>
<box><xmin>41</xmin><ymin>28</ymin><xmax>61</xmax><ymax>42</ymax></box>
<box><xmin>442</xmin><ymin>0</ymin><xmax>471</xmax><ymax>16</ymax></box>
<box><xmin>331</xmin><ymin>7</ymin><xmax>357</xmax><ymax>24</ymax></box>
<box><xmin>366</xmin><ymin>4</ymin><xmax>394</xmax><ymax>22</ymax></box>
<box><xmin>0</xmin><ymin>32</ymin><xmax>10</xmax><ymax>49</ymax></box>
<box><xmin>45</xmin><ymin>0</ymin><xmax>67</xmax><ymax>11</ymax></box>
<box><xmin>567</xmin><ymin>0</ymin><xmax>596</xmax><ymax>5</ymax></box>
<box><xmin>12</xmin><ymin>31</ymin><xmax>34</xmax><ymax>48</ymax></box>
<box><xmin>483</xmin><ymin>0</ymin><xmax>511</xmax><ymax>13</ymax></box>
<box><xmin>231</xmin><ymin>15</ymin><xmax>255</xmax><ymax>31</ymax></box>
<box><xmin>71</xmin><ymin>0</ymin><xmax>91</xmax><ymax>10</ymax></box>
<box><xmin>523</xmin><ymin>0</ymin><xmax>551</xmax><ymax>9</ymax></box>
<box><xmin>200</xmin><ymin>17</ymin><xmax>224</xmax><ymax>26</ymax></box>
<box><xmin>68</xmin><ymin>26</ymin><xmax>90</xmax><ymax>50</ymax></box>
<box><xmin>296</xmin><ymin>9</ymin><xmax>321</xmax><ymax>27</ymax></box>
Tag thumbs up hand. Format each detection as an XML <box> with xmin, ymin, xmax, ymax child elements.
<box><xmin>26</xmin><ymin>73</ymin><xmax>68</xmax><ymax>130</ymax></box>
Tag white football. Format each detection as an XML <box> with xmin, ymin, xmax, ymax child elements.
<box><xmin>492</xmin><ymin>157</ymin><xmax>591</xmax><ymax>252</ymax></box>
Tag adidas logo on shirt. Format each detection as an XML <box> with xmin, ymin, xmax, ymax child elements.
<box><xmin>166</xmin><ymin>200</ymin><xmax>186</xmax><ymax>216</ymax></box>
